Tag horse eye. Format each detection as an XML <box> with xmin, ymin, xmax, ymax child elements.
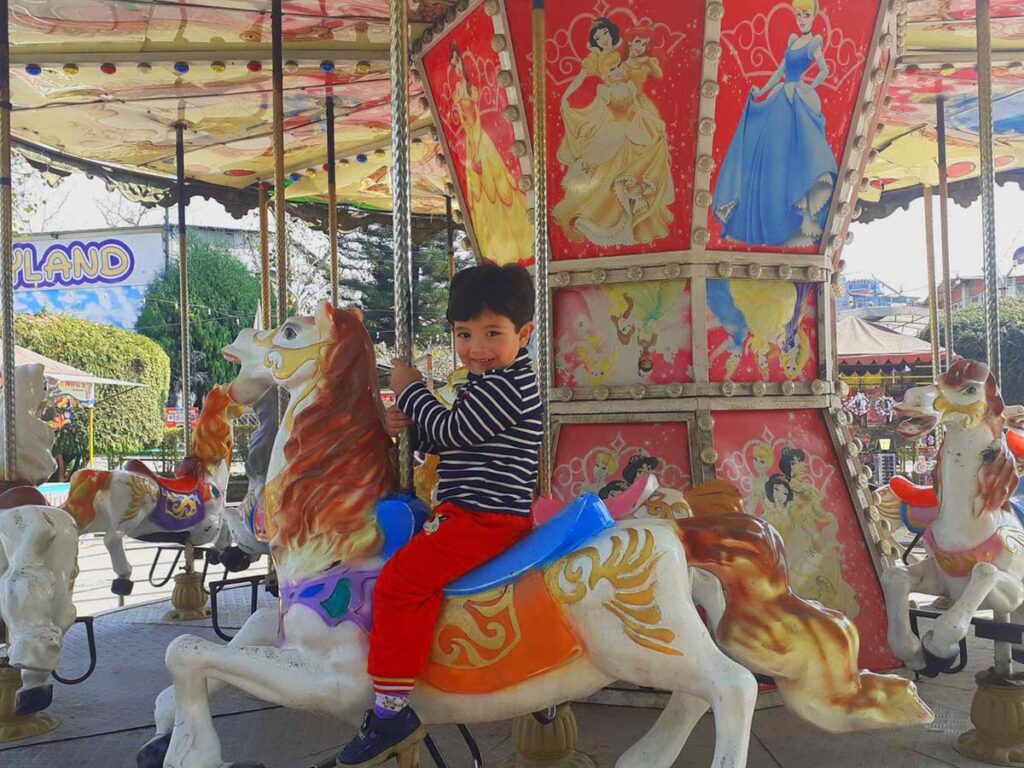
<box><xmin>283</xmin><ymin>327</ymin><xmax>296</xmax><ymax>340</ymax></box>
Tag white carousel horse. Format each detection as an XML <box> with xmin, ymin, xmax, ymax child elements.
<box><xmin>0</xmin><ymin>365</ymin><xmax>78</xmax><ymax>716</ymax></box>
<box><xmin>882</xmin><ymin>357</ymin><xmax>1024</xmax><ymax>674</ymax></box>
<box><xmin>63</xmin><ymin>386</ymin><xmax>240</xmax><ymax>595</ymax></box>
<box><xmin>138</xmin><ymin>302</ymin><xmax>930</xmax><ymax>768</ymax></box>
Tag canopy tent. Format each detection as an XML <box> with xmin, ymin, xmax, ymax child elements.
<box><xmin>836</xmin><ymin>314</ymin><xmax>944</xmax><ymax>369</ymax></box>
<box><xmin>13</xmin><ymin>345</ymin><xmax>141</xmax><ymax>407</ymax></box>
<box><xmin>858</xmin><ymin>0</ymin><xmax>1024</xmax><ymax>222</ymax></box>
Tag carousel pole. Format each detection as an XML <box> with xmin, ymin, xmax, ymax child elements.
<box><xmin>175</xmin><ymin>123</ymin><xmax>192</xmax><ymax>452</ymax></box>
<box><xmin>956</xmin><ymin>2</ymin><xmax>1024</xmax><ymax>763</ymax></box>
<box><xmin>326</xmin><ymin>95</ymin><xmax>339</xmax><ymax>308</ymax></box>
<box><xmin>923</xmin><ymin>186</ymin><xmax>940</xmax><ymax>380</ymax></box>
<box><xmin>258</xmin><ymin>184</ymin><xmax>272</xmax><ymax>330</ymax></box>
<box><xmin>165</xmin><ymin>122</ymin><xmax>209</xmax><ymax>622</ymax></box>
<box><xmin>390</xmin><ymin>0</ymin><xmax>414</xmax><ymax>491</ymax></box>
<box><xmin>272</xmin><ymin>0</ymin><xmax>288</xmax><ymax>332</ymax></box>
<box><xmin>446</xmin><ymin>195</ymin><xmax>456</xmax><ymax>365</ymax></box>
<box><xmin>507</xmin><ymin>4</ymin><xmax>594</xmax><ymax>767</ymax></box>
<box><xmin>0</xmin><ymin>0</ymin><xmax>15</xmax><ymax>482</ymax></box>
<box><xmin>936</xmin><ymin>96</ymin><xmax>954</xmax><ymax>366</ymax></box>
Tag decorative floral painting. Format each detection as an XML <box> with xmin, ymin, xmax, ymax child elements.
<box><xmin>421</xmin><ymin>2</ymin><xmax>533</xmax><ymax>265</ymax></box>
<box><xmin>710</xmin><ymin>0</ymin><xmax>883</xmax><ymax>251</ymax></box>
<box><xmin>553</xmin><ymin>279</ymin><xmax>693</xmax><ymax>388</ymax></box>
<box><xmin>508</xmin><ymin>1</ymin><xmax>703</xmax><ymax>260</ymax></box>
<box><xmin>714</xmin><ymin>409</ymin><xmax>898</xmax><ymax>670</ymax></box>
<box><xmin>706</xmin><ymin>279</ymin><xmax>818</xmax><ymax>382</ymax></box>
<box><xmin>552</xmin><ymin>422</ymin><xmax>691</xmax><ymax>502</ymax></box>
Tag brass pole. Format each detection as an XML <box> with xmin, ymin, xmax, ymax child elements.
<box><xmin>327</xmin><ymin>95</ymin><xmax>339</xmax><ymax>307</ymax></box>
<box><xmin>390</xmin><ymin>0</ymin><xmax>414</xmax><ymax>490</ymax></box>
<box><xmin>532</xmin><ymin>0</ymin><xmax>552</xmax><ymax>494</ymax></box>
<box><xmin>936</xmin><ymin>96</ymin><xmax>954</xmax><ymax>367</ymax></box>
<box><xmin>446</xmin><ymin>195</ymin><xmax>456</xmax><ymax>365</ymax></box>
<box><xmin>258</xmin><ymin>184</ymin><xmax>272</xmax><ymax>329</ymax></box>
<box><xmin>176</xmin><ymin>123</ymin><xmax>192</xmax><ymax>451</ymax></box>
<box><xmin>923</xmin><ymin>186</ymin><xmax>940</xmax><ymax>380</ymax></box>
<box><xmin>272</xmin><ymin>0</ymin><xmax>288</xmax><ymax>329</ymax></box>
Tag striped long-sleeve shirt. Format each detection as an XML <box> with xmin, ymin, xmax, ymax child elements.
<box><xmin>397</xmin><ymin>348</ymin><xmax>542</xmax><ymax>516</ymax></box>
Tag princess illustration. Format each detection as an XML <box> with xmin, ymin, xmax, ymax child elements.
<box><xmin>553</xmin><ymin>21</ymin><xmax>674</xmax><ymax>247</ymax></box>
<box><xmin>449</xmin><ymin>43</ymin><xmax>532</xmax><ymax>265</ymax></box>
<box><xmin>712</xmin><ymin>0</ymin><xmax>838</xmax><ymax>247</ymax></box>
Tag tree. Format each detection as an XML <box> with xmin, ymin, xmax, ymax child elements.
<box><xmin>921</xmin><ymin>297</ymin><xmax>1024</xmax><ymax>407</ymax></box>
<box><xmin>136</xmin><ymin>238</ymin><xmax>262</xmax><ymax>406</ymax></box>
<box><xmin>15</xmin><ymin>312</ymin><xmax>170</xmax><ymax>474</ymax></box>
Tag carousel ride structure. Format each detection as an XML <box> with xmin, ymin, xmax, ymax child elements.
<box><xmin>132</xmin><ymin>301</ymin><xmax>931</xmax><ymax>768</ymax></box>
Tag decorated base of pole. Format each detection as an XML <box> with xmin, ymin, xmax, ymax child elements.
<box><xmin>163</xmin><ymin>571</ymin><xmax>211</xmax><ymax>621</ymax></box>
<box><xmin>504</xmin><ymin>704</ymin><xmax>596</xmax><ymax>768</ymax></box>
<box><xmin>0</xmin><ymin>665</ymin><xmax>58</xmax><ymax>743</ymax></box>
<box><xmin>956</xmin><ymin>669</ymin><xmax>1024</xmax><ymax>766</ymax></box>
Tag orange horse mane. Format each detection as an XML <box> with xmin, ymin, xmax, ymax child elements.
<box><xmin>276</xmin><ymin>304</ymin><xmax>398</xmax><ymax>560</ymax></box>
<box><xmin>186</xmin><ymin>385</ymin><xmax>235</xmax><ymax>475</ymax></box>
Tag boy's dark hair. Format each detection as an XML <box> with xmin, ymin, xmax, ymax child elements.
<box><xmin>447</xmin><ymin>261</ymin><xmax>535</xmax><ymax>329</ymax></box>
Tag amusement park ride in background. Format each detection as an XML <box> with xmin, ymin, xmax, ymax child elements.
<box><xmin>1</xmin><ymin>0</ymin><xmax>1024</xmax><ymax>767</ymax></box>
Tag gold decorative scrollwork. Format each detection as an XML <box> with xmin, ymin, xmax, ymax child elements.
<box><xmin>545</xmin><ymin>528</ymin><xmax>683</xmax><ymax>657</ymax></box>
<box><xmin>123</xmin><ymin>475</ymin><xmax>158</xmax><ymax>524</ymax></box>
<box><xmin>432</xmin><ymin>585</ymin><xmax>520</xmax><ymax>669</ymax></box>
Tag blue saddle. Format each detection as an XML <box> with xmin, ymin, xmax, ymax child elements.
<box><xmin>447</xmin><ymin>494</ymin><xmax>613</xmax><ymax>596</ymax></box>
<box><xmin>377</xmin><ymin>493</ymin><xmax>615</xmax><ymax>596</ymax></box>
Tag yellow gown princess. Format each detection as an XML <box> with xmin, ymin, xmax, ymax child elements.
<box><xmin>553</xmin><ymin>57</ymin><xmax>674</xmax><ymax>247</ymax></box>
<box><xmin>454</xmin><ymin>84</ymin><xmax>532</xmax><ymax>265</ymax></box>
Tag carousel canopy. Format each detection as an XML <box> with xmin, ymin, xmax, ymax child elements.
<box><xmin>14</xmin><ymin>345</ymin><xmax>142</xmax><ymax>406</ymax></box>
<box><xmin>836</xmin><ymin>314</ymin><xmax>943</xmax><ymax>367</ymax></box>
<box><xmin>859</xmin><ymin>0</ymin><xmax>1024</xmax><ymax>222</ymax></box>
<box><xmin>7</xmin><ymin>0</ymin><xmax>456</xmax><ymax>226</ymax></box>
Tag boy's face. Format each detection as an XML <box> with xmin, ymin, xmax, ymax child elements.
<box><xmin>454</xmin><ymin>310</ymin><xmax>535</xmax><ymax>375</ymax></box>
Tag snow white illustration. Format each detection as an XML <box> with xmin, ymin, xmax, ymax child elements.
<box><xmin>712</xmin><ymin>0</ymin><xmax>838</xmax><ymax>247</ymax></box>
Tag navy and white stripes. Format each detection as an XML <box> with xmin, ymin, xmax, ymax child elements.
<box><xmin>397</xmin><ymin>349</ymin><xmax>542</xmax><ymax>516</ymax></box>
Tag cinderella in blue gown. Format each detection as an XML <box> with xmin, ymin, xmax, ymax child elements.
<box><xmin>713</xmin><ymin>34</ymin><xmax>838</xmax><ymax>247</ymax></box>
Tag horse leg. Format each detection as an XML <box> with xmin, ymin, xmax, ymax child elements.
<box><xmin>616</xmin><ymin>692</ymin><xmax>710</xmax><ymax>768</ymax></box>
<box><xmin>925</xmin><ymin>562</ymin><xmax>1024</xmax><ymax>661</ymax></box>
<box><xmin>690</xmin><ymin>568</ymin><xmax>726</xmax><ymax>632</ymax></box>
<box><xmin>881</xmin><ymin>558</ymin><xmax>943</xmax><ymax>670</ymax></box>
<box><xmin>152</xmin><ymin>607</ymin><xmax>279</xmax><ymax>737</ymax></box>
<box><xmin>103</xmin><ymin>529</ymin><xmax>134</xmax><ymax>594</ymax></box>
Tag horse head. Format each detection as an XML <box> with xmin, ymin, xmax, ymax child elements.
<box><xmin>0</xmin><ymin>365</ymin><xmax>58</xmax><ymax>485</ymax></box>
<box><xmin>893</xmin><ymin>384</ymin><xmax>940</xmax><ymax>440</ymax></box>
<box><xmin>934</xmin><ymin>357</ymin><xmax>1003</xmax><ymax>432</ymax></box>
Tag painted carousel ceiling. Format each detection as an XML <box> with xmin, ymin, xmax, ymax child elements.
<box><xmin>8</xmin><ymin>0</ymin><xmax>456</xmax><ymax>216</ymax></box>
<box><xmin>859</xmin><ymin>0</ymin><xmax>1024</xmax><ymax>220</ymax></box>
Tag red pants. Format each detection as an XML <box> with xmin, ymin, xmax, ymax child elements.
<box><xmin>368</xmin><ymin>501</ymin><xmax>532</xmax><ymax>680</ymax></box>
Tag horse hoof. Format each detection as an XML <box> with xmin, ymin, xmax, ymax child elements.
<box><xmin>206</xmin><ymin>548</ymin><xmax>222</xmax><ymax>565</ymax></box>
<box><xmin>15</xmin><ymin>683</ymin><xmax>53</xmax><ymax>715</ymax></box>
<box><xmin>112</xmin><ymin>577</ymin><xmax>135</xmax><ymax>596</ymax></box>
<box><xmin>919</xmin><ymin>645</ymin><xmax>959</xmax><ymax>678</ymax></box>
<box><xmin>221</xmin><ymin>547</ymin><xmax>252</xmax><ymax>573</ymax></box>
<box><xmin>136</xmin><ymin>732</ymin><xmax>171</xmax><ymax>768</ymax></box>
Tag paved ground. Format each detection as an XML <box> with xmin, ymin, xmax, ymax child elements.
<box><xmin>0</xmin><ymin>586</ymin><xmax>1004</xmax><ymax>768</ymax></box>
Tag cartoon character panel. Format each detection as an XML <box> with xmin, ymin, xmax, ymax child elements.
<box><xmin>419</xmin><ymin>1</ymin><xmax>533</xmax><ymax>266</ymax></box>
<box><xmin>517</xmin><ymin>2</ymin><xmax>703</xmax><ymax>260</ymax></box>
<box><xmin>706</xmin><ymin>279</ymin><xmax>818</xmax><ymax>382</ymax></box>
<box><xmin>710</xmin><ymin>0</ymin><xmax>883</xmax><ymax>251</ymax></box>
<box><xmin>714</xmin><ymin>409</ymin><xmax>898</xmax><ymax>670</ymax></box>
<box><xmin>552</xmin><ymin>421</ymin><xmax>691</xmax><ymax>503</ymax></box>
<box><xmin>553</xmin><ymin>279</ymin><xmax>693</xmax><ymax>389</ymax></box>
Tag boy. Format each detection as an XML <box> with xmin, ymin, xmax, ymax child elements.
<box><xmin>338</xmin><ymin>262</ymin><xmax>542</xmax><ymax>767</ymax></box>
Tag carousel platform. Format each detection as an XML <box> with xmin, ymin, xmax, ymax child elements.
<box><xmin>0</xmin><ymin>583</ymin><xmax>1001</xmax><ymax>768</ymax></box>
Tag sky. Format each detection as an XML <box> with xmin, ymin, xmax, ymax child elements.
<box><xmin>19</xmin><ymin>168</ymin><xmax>1024</xmax><ymax>301</ymax></box>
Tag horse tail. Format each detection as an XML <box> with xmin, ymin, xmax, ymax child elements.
<box><xmin>682</xmin><ymin>479</ymin><xmax>744</xmax><ymax>517</ymax></box>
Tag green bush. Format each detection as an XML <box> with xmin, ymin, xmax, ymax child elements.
<box><xmin>15</xmin><ymin>312</ymin><xmax>170</xmax><ymax>473</ymax></box>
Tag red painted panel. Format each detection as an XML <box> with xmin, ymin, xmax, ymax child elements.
<box><xmin>714</xmin><ymin>409</ymin><xmax>898</xmax><ymax>670</ymax></box>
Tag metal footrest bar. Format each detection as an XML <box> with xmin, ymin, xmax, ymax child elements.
<box><xmin>51</xmin><ymin>615</ymin><xmax>97</xmax><ymax>685</ymax></box>
<box><xmin>209</xmin><ymin>573</ymin><xmax>266</xmax><ymax>642</ymax></box>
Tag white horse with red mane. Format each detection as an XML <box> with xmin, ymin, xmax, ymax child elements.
<box><xmin>883</xmin><ymin>357</ymin><xmax>1024</xmax><ymax>674</ymax></box>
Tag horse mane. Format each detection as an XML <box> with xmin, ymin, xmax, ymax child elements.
<box><xmin>188</xmin><ymin>385</ymin><xmax>234</xmax><ymax>473</ymax></box>
<box><xmin>276</xmin><ymin>304</ymin><xmax>398</xmax><ymax>561</ymax></box>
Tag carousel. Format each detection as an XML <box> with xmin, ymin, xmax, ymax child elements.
<box><xmin>0</xmin><ymin>1</ymin><xmax>1022</xmax><ymax>767</ymax></box>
